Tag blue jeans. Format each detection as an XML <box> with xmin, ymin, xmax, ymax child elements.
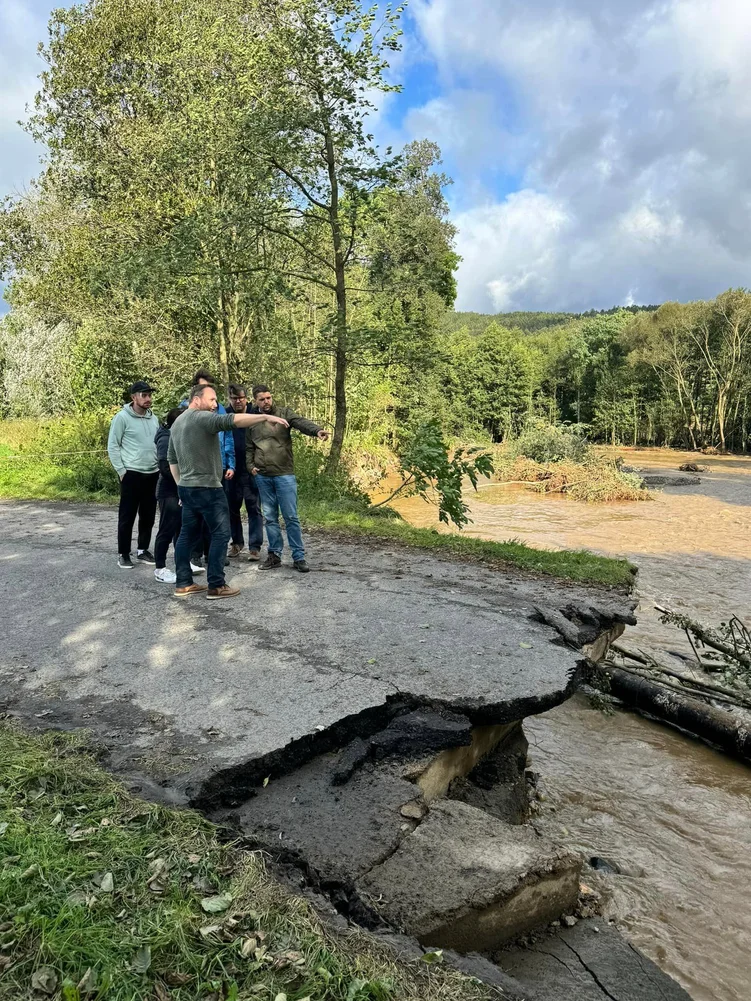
<box><xmin>176</xmin><ymin>486</ymin><xmax>231</xmax><ymax>589</ymax></box>
<box><xmin>255</xmin><ymin>474</ymin><xmax>304</xmax><ymax>561</ymax></box>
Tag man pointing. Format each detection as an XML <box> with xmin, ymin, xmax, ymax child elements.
<box><xmin>168</xmin><ymin>383</ymin><xmax>289</xmax><ymax>599</ymax></box>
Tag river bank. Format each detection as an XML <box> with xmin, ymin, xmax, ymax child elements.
<box><xmin>382</xmin><ymin>445</ymin><xmax>751</xmax><ymax>1001</ymax></box>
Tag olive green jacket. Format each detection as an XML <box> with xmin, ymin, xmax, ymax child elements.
<box><xmin>246</xmin><ymin>405</ymin><xmax>321</xmax><ymax>477</ymax></box>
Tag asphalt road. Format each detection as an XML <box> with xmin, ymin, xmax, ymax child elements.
<box><xmin>0</xmin><ymin>499</ymin><xmax>627</xmax><ymax>800</ymax></box>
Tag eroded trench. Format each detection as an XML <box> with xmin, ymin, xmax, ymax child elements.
<box><xmin>179</xmin><ymin>608</ymin><xmax>691</xmax><ymax>1001</ymax></box>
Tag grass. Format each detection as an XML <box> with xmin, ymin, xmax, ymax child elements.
<box><xmin>0</xmin><ymin>421</ymin><xmax>635</xmax><ymax>589</ymax></box>
<box><xmin>0</xmin><ymin>448</ymin><xmax>117</xmax><ymax>504</ymax></box>
<box><xmin>0</xmin><ymin>723</ymin><xmax>495</xmax><ymax>1001</ymax></box>
<box><xmin>299</xmin><ymin>499</ymin><xmax>636</xmax><ymax>589</ymax></box>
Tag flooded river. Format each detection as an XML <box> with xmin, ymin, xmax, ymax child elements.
<box><xmin>386</xmin><ymin>447</ymin><xmax>751</xmax><ymax>1001</ymax></box>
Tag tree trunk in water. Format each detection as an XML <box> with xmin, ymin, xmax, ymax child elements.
<box><xmin>593</xmin><ymin>665</ymin><xmax>751</xmax><ymax>762</ymax></box>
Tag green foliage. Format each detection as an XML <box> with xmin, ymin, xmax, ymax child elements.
<box><xmin>376</xmin><ymin>420</ymin><xmax>493</xmax><ymax>529</ymax></box>
<box><xmin>0</xmin><ymin>414</ymin><xmax>119</xmax><ymax>500</ymax></box>
<box><xmin>508</xmin><ymin>419</ymin><xmax>590</xmax><ymax>464</ymax></box>
<box><xmin>69</xmin><ymin>322</ymin><xmax>138</xmax><ymax>413</ymax></box>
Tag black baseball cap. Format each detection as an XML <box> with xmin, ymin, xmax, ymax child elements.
<box><xmin>129</xmin><ymin>380</ymin><xmax>156</xmax><ymax>394</ymax></box>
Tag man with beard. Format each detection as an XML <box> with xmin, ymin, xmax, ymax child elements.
<box><xmin>247</xmin><ymin>384</ymin><xmax>329</xmax><ymax>573</ymax></box>
<box><xmin>225</xmin><ymin>383</ymin><xmax>264</xmax><ymax>562</ymax></box>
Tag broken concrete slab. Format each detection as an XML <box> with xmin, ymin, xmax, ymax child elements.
<box><xmin>0</xmin><ymin>499</ymin><xmax>634</xmax><ymax>803</ymax></box>
<box><xmin>407</xmin><ymin>722</ymin><xmax>517</xmax><ymax>803</ymax></box>
<box><xmin>228</xmin><ymin>753</ymin><xmax>419</xmax><ymax>888</ymax></box>
<box><xmin>357</xmin><ymin>800</ymin><xmax>581</xmax><ymax>951</ymax></box>
<box><xmin>448</xmin><ymin>723</ymin><xmax>530</xmax><ymax>824</ymax></box>
<box><xmin>498</xmin><ymin>919</ymin><xmax>693</xmax><ymax>1001</ymax></box>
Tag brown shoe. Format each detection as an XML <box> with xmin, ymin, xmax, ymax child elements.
<box><xmin>228</xmin><ymin>543</ymin><xmax>244</xmax><ymax>559</ymax></box>
<box><xmin>247</xmin><ymin>549</ymin><xmax>261</xmax><ymax>562</ymax></box>
<box><xmin>206</xmin><ymin>585</ymin><xmax>240</xmax><ymax>600</ymax></box>
<box><xmin>174</xmin><ymin>584</ymin><xmax>208</xmax><ymax>597</ymax></box>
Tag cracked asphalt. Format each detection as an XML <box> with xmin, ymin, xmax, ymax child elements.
<box><xmin>0</xmin><ymin>499</ymin><xmax>623</xmax><ymax>797</ymax></box>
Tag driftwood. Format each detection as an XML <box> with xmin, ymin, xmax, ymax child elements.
<box><xmin>594</xmin><ymin>665</ymin><xmax>751</xmax><ymax>763</ymax></box>
<box><xmin>610</xmin><ymin>643</ymin><xmax>751</xmax><ymax>709</ymax></box>
<box><xmin>611</xmin><ymin>661</ymin><xmax>751</xmax><ymax>710</ymax></box>
<box><xmin>655</xmin><ymin>605</ymin><xmax>751</xmax><ymax>672</ymax></box>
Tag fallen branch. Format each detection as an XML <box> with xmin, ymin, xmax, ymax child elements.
<box><xmin>611</xmin><ymin>642</ymin><xmax>751</xmax><ymax>707</ymax></box>
<box><xmin>655</xmin><ymin>605</ymin><xmax>751</xmax><ymax>671</ymax></box>
<box><xmin>611</xmin><ymin>661</ymin><xmax>751</xmax><ymax>711</ymax></box>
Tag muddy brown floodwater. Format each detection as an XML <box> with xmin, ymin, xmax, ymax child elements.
<box><xmin>383</xmin><ymin>447</ymin><xmax>751</xmax><ymax>1001</ymax></box>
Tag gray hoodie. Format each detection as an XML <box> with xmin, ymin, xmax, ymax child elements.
<box><xmin>107</xmin><ymin>404</ymin><xmax>159</xmax><ymax>477</ymax></box>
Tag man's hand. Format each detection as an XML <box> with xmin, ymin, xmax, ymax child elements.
<box><xmin>317</xmin><ymin>430</ymin><xmax>330</xmax><ymax>441</ymax></box>
<box><xmin>251</xmin><ymin>467</ymin><xmax>259</xmax><ymax>476</ymax></box>
<box><xmin>265</xmin><ymin>414</ymin><xmax>289</xmax><ymax>428</ymax></box>
<box><xmin>225</xmin><ymin>468</ymin><xmax>235</xmax><ymax>480</ymax></box>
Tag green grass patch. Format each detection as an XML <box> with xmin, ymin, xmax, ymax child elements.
<box><xmin>0</xmin><ymin>450</ymin><xmax>116</xmax><ymax>504</ymax></box>
<box><xmin>299</xmin><ymin>499</ymin><xmax>636</xmax><ymax>589</ymax></box>
<box><xmin>0</xmin><ymin>723</ymin><xmax>492</xmax><ymax>1001</ymax></box>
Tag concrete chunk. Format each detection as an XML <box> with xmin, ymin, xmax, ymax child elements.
<box><xmin>358</xmin><ymin>799</ymin><xmax>581</xmax><ymax>951</ymax></box>
<box><xmin>499</xmin><ymin>919</ymin><xmax>693</xmax><ymax>1001</ymax></box>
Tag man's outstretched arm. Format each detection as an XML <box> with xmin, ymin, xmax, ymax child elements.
<box><xmin>232</xmin><ymin>412</ymin><xmax>289</xmax><ymax>430</ymax></box>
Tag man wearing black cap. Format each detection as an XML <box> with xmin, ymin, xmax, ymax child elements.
<box><xmin>107</xmin><ymin>381</ymin><xmax>160</xmax><ymax>569</ymax></box>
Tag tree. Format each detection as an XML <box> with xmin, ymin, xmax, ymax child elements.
<box><xmin>689</xmin><ymin>290</ymin><xmax>751</xmax><ymax>451</ymax></box>
<box><xmin>248</xmin><ymin>0</ymin><xmax>407</xmax><ymax>471</ymax></box>
<box><xmin>470</xmin><ymin>324</ymin><xmax>535</xmax><ymax>440</ymax></box>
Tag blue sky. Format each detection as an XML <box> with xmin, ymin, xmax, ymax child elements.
<box><xmin>4</xmin><ymin>0</ymin><xmax>751</xmax><ymax>313</ymax></box>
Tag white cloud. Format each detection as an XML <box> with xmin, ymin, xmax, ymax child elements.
<box><xmin>411</xmin><ymin>0</ymin><xmax>751</xmax><ymax>310</ymax></box>
<box><xmin>453</xmin><ymin>192</ymin><xmax>569</xmax><ymax>312</ymax></box>
<box><xmin>0</xmin><ymin>1</ymin><xmax>47</xmax><ymax>197</ymax></box>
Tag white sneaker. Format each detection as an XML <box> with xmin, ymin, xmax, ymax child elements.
<box><xmin>190</xmin><ymin>562</ymin><xmax>205</xmax><ymax>574</ymax></box>
<box><xmin>154</xmin><ymin>567</ymin><xmax>177</xmax><ymax>584</ymax></box>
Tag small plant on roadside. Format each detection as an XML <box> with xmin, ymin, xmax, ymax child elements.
<box><xmin>372</xmin><ymin>420</ymin><xmax>493</xmax><ymax>528</ymax></box>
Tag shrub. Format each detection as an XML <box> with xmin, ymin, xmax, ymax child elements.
<box><xmin>508</xmin><ymin>419</ymin><xmax>591</xmax><ymax>464</ymax></box>
<box><xmin>294</xmin><ymin>437</ymin><xmax>369</xmax><ymax>506</ymax></box>
<box><xmin>37</xmin><ymin>410</ymin><xmax>120</xmax><ymax>496</ymax></box>
<box><xmin>494</xmin><ymin>453</ymin><xmax>650</xmax><ymax>502</ymax></box>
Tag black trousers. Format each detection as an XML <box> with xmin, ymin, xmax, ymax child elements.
<box><xmin>191</xmin><ymin>515</ymin><xmax>211</xmax><ymax>562</ymax></box>
<box><xmin>226</xmin><ymin>469</ymin><xmax>263</xmax><ymax>549</ymax></box>
<box><xmin>117</xmin><ymin>470</ymin><xmax>159</xmax><ymax>556</ymax></box>
<box><xmin>154</xmin><ymin>494</ymin><xmax>182</xmax><ymax>569</ymax></box>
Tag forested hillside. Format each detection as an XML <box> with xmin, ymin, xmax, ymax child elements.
<box><xmin>1</xmin><ymin>0</ymin><xmax>750</xmax><ymax>459</ymax></box>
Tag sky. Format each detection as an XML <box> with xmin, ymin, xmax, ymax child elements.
<box><xmin>3</xmin><ymin>0</ymin><xmax>751</xmax><ymax>314</ymax></box>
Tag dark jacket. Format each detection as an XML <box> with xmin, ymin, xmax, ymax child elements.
<box><xmin>230</xmin><ymin>403</ymin><xmax>258</xmax><ymax>474</ymax></box>
<box><xmin>155</xmin><ymin>424</ymin><xmax>177</xmax><ymax>499</ymax></box>
<box><xmin>246</xmin><ymin>405</ymin><xmax>322</xmax><ymax>477</ymax></box>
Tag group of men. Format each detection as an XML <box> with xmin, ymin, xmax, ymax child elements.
<box><xmin>106</xmin><ymin>370</ymin><xmax>329</xmax><ymax>600</ymax></box>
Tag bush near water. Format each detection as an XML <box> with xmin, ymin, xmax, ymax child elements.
<box><xmin>492</xmin><ymin>420</ymin><xmax>652</xmax><ymax>503</ymax></box>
